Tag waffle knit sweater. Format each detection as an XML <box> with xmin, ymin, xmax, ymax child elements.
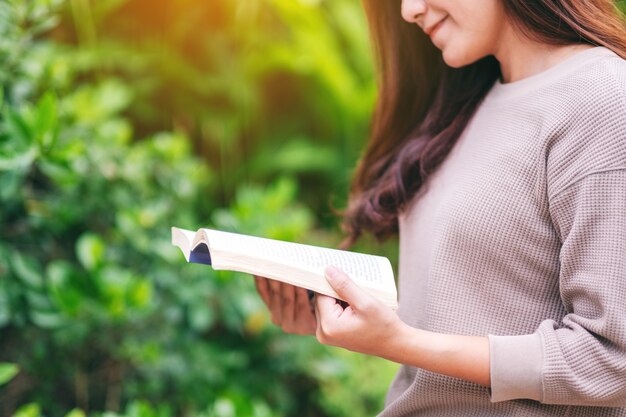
<box><xmin>380</xmin><ymin>47</ymin><xmax>626</xmax><ymax>416</ymax></box>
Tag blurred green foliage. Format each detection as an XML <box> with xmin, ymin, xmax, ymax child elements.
<box><xmin>0</xmin><ymin>0</ymin><xmax>397</xmax><ymax>416</ymax></box>
<box><xmin>59</xmin><ymin>0</ymin><xmax>376</xmax><ymax>222</ymax></box>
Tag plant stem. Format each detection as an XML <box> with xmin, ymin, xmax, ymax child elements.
<box><xmin>70</xmin><ymin>0</ymin><xmax>97</xmax><ymax>48</ymax></box>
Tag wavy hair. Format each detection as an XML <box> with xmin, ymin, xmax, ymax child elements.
<box><xmin>341</xmin><ymin>0</ymin><xmax>626</xmax><ymax>247</ymax></box>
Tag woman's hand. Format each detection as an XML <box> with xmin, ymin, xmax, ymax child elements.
<box><xmin>315</xmin><ymin>266</ymin><xmax>491</xmax><ymax>387</ymax></box>
<box><xmin>313</xmin><ymin>266</ymin><xmax>405</xmax><ymax>358</ymax></box>
<box><xmin>257</xmin><ymin>267</ymin><xmax>490</xmax><ymax>386</ymax></box>
<box><xmin>254</xmin><ymin>276</ymin><xmax>317</xmax><ymax>335</ymax></box>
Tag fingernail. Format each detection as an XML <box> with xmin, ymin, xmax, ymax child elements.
<box><xmin>325</xmin><ymin>266</ymin><xmax>339</xmax><ymax>281</ymax></box>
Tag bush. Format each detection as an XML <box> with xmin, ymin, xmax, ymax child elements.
<box><xmin>1</xmin><ymin>1</ymin><xmax>397</xmax><ymax>416</ymax></box>
<box><xmin>55</xmin><ymin>0</ymin><xmax>376</xmax><ymax>222</ymax></box>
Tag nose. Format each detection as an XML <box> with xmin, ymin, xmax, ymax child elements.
<box><xmin>401</xmin><ymin>0</ymin><xmax>427</xmax><ymax>24</ymax></box>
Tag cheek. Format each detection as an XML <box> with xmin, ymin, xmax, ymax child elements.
<box><xmin>440</xmin><ymin>26</ymin><xmax>495</xmax><ymax>68</ymax></box>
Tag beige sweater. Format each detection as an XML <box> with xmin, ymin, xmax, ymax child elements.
<box><xmin>380</xmin><ymin>47</ymin><xmax>626</xmax><ymax>416</ymax></box>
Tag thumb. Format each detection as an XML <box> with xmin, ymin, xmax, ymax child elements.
<box><xmin>324</xmin><ymin>266</ymin><xmax>370</xmax><ymax>310</ymax></box>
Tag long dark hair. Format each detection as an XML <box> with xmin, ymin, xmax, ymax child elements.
<box><xmin>342</xmin><ymin>0</ymin><xmax>626</xmax><ymax>247</ymax></box>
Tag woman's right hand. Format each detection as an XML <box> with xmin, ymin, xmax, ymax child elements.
<box><xmin>254</xmin><ymin>276</ymin><xmax>317</xmax><ymax>335</ymax></box>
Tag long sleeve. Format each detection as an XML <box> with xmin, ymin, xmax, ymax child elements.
<box><xmin>489</xmin><ymin>48</ymin><xmax>626</xmax><ymax>406</ymax></box>
<box><xmin>539</xmin><ymin>169</ymin><xmax>626</xmax><ymax>406</ymax></box>
<box><xmin>489</xmin><ymin>170</ymin><xmax>626</xmax><ymax>405</ymax></box>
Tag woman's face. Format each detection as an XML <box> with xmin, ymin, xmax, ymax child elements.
<box><xmin>401</xmin><ymin>0</ymin><xmax>510</xmax><ymax>67</ymax></box>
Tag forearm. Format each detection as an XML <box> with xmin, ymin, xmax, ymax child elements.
<box><xmin>314</xmin><ymin>268</ymin><xmax>491</xmax><ymax>387</ymax></box>
<box><xmin>385</xmin><ymin>322</ymin><xmax>491</xmax><ymax>387</ymax></box>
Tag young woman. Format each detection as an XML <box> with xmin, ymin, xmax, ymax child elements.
<box><xmin>255</xmin><ymin>0</ymin><xmax>626</xmax><ymax>415</ymax></box>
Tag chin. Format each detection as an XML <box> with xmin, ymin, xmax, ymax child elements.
<box><xmin>442</xmin><ymin>49</ymin><xmax>481</xmax><ymax>68</ymax></box>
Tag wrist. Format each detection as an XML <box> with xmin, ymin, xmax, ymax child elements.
<box><xmin>377</xmin><ymin>323</ymin><xmax>491</xmax><ymax>387</ymax></box>
<box><xmin>379</xmin><ymin>320</ymin><xmax>421</xmax><ymax>364</ymax></box>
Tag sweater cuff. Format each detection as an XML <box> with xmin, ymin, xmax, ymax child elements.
<box><xmin>488</xmin><ymin>333</ymin><xmax>543</xmax><ymax>402</ymax></box>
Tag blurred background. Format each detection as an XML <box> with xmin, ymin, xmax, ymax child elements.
<box><xmin>0</xmin><ymin>0</ymin><xmax>400</xmax><ymax>416</ymax></box>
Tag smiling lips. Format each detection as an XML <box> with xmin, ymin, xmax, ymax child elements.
<box><xmin>424</xmin><ymin>16</ymin><xmax>448</xmax><ymax>37</ymax></box>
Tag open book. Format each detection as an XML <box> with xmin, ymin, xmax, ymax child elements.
<box><xmin>171</xmin><ymin>227</ymin><xmax>398</xmax><ymax>309</ymax></box>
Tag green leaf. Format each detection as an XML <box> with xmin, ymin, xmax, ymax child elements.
<box><xmin>0</xmin><ymin>280</ymin><xmax>10</xmax><ymax>326</ymax></box>
<box><xmin>10</xmin><ymin>253</ymin><xmax>44</xmax><ymax>289</ymax></box>
<box><xmin>76</xmin><ymin>233</ymin><xmax>105</xmax><ymax>271</ymax></box>
<box><xmin>0</xmin><ymin>170</ymin><xmax>26</xmax><ymax>200</ymax></box>
<box><xmin>64</xmin><ymin>409</ymin><xmax>86</xmax><ymax>417</ymax></box>
<box><xmin>212</xmin><ymin>398</ymin><xmax>236</xmax><ymax>417</ymax></box>
<box><xmin>30</xmin><ymin>309</ymin><xmax>64</xmax><ymax>329</ymax></box>
<box><xmin>47</xmin><ymin>261</ymin><xmax>83</xmax><ymax>315</ymax></box>
<box><xmin>3</xmin><ymin>107</ymin><xmax>32</xmax><ymax>144</ymax></box>
<box><xmin>189</xmin><ymin>302</ymin><xmax>215</xmax><ymax>332</ymax></box>
<box><xmin>125</xmin><ymin>400</ymin><xmax>158</xmax><ymax>417</ymax></box>
<box><xmin>0</xmin><ymin>107</ymin><xmax>38</xmax><ymax>171</ymax></box>
<box><xmin>254</xmin><ymin>138</ymin><xmax>339</xmax><ymax>176</ymax></box>
<box><xmin>128</xmin><ymin>279</ymin><xmax>152</xmax><ymax>308</ymax></box>
<box><xmin>13</xmin><ymin>403</ymin><xmax>41</xmax><ymax>417</ymax></box>
<box><xmin>34</xmin><ymin>91</ymin><xmax>58</xmax><ymax>149</ymax></box>
<box><xmin>0</xmin><ymin>363</ymin><xmax>19</xmax><ymax>385</ymax></box>
<box><xmin>66</xmin><ymin>80</ymin><xmax>132</xmax><ymax>123</ymax></box>
<box><xmin>0</xmin><ymin>145</ymin><xmax>37</xmax><ymax>171</ymax></box>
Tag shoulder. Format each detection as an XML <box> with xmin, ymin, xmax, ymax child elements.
<box><xmin>481</xmin><ymin>48</ymin><xmax>626</xmax><ymax>126</ymax></box>
<box><xmin>565</xmin><ymin>49</ymin><xmax>626</xmax><ymax>114</ymax></box>
<box><xmin>544</xmin><ymin>49</ymin><xmax>626</xmax><ymax>198</ymax></box>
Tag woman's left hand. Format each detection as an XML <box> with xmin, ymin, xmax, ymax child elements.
<box><xmin>314</xmin><ymin>266</ymin><xmax>405</xmax><ymax>358</ymax></box>
<box><xmin>315</xmin><ymin>267</ymin><xmax>492</xmax><ymax>386</ymax></box>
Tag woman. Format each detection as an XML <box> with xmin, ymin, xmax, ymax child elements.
<box><xmin>256</xmin><ymin>0</ymin><xmax>626</xmax><ymax>415</ymax></box>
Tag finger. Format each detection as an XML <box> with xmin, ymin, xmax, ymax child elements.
<box><xmin>295</xmin><ymin>287</ymin><xmax>317</xmax><ymax>331</ymax></box>
<box><xmin>314</xmin><ymin>294</ymin><xmax>344</xmax><ymax>342</ymax></box>
<box><xmin>315</xmin><ymin>293</ymin><xmax>344</xmax><ymax>320</ymax></box>
<box><xmin>269</xmin><ymin>279</ymin><xmax>283</xmax><ymax>325</ymax></box>
<box><xmin>281</xmin><ymin>283</ymin><xmax>297</xmax><ymax>325</ymax></box>
<box><xmin>314</xmin><ymin>294</ymin><xmax>322</xmax><ymax>335</ymax></box>
<box><xmin>324</xmin><ymin>266</ymin><xmax>371</xmax><ymax>311</ymax></box>
<box><xmin>295</xmin><ymin>287</ymin><xmax>314</xmax><ymax>318</ymax></box>
<box><xmin>254</xmin><ymin>276</ymin><xmax>271</xmax><ymax>307</ymax></box>
<box><xmin>287</xmin><ymin>284</ymin><xmax>315</xmax><ymax>335</ymax></box>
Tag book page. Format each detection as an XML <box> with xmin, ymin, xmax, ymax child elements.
<box><xmin>201</xmin><ymin>229</ymin><xmax>393</xmax><ymax>291</ymax></box>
